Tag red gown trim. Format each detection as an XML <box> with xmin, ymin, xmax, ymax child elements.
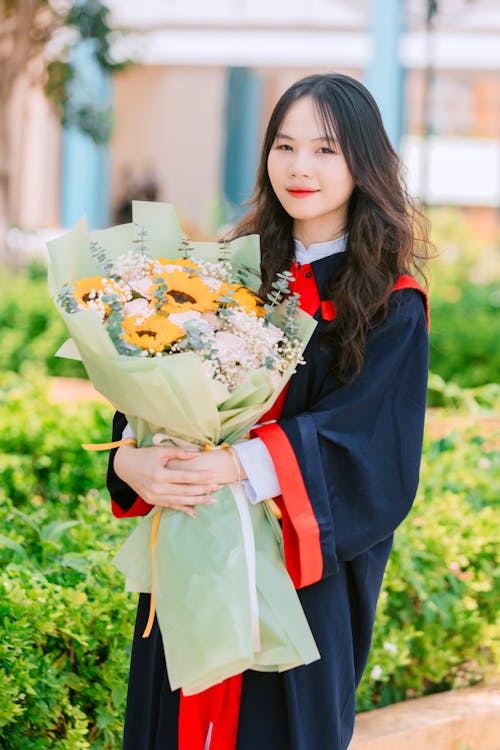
<box><xmin>111</xmin><ymin>496</ymin><xmax>152</xmax><ymax>518</ymax></box>
<box><xmin>251</xmin><ymin>421</ymin><xmax>323</xmax><ymax>588</ymax></box>
<box><xmin>393</xmin><ymin>274</ymin><xmax>430</xmax><ymax>330</ymax></box>
<box><xmin>179</xmin><ymin>676</ymin><xmax>242</xmax><ymax>750</ymax></box>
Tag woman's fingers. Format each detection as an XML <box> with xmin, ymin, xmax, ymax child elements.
<box><xmin>155</xmin><ymin>494</ymin><xmax>217</xmax><ymax>507</ymax></box>
<box><xmin>168</xmin><ymin>504</ymin><xmax>197</xmax><ymax>518</ymax></box>
<box><xmin>147</xmin><ymin>476</ymin><xmax>220</xmax><ymax>496</ymax></box>
<box><xmin>163</xmin><ymin>468</ymin><xmax>217</xmax><ymax>485</ymax></box>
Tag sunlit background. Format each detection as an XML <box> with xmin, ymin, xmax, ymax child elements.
<box><xmin>3</xmin><ymin>0</ymin><xmax>499</xmax><ymax>245</ymax></box>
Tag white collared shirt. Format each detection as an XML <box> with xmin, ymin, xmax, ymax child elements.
<box><xmin>293</xmin><ymin>234</ymin><xmax>348</xmax><ymax>265</ymax></box>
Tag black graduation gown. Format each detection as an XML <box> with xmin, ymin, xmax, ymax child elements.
<box><xmin>107</xmin><ymin>251</ymin><xmax>429</xmax><ymax>750</ymax></box>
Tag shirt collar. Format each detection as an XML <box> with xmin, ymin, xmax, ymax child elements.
<box><xmin>293</xmin><ymin>234</ymin><xmax>348</xmax><ymax>265</ymax></box>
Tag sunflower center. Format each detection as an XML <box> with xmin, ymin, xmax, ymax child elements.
<box><xmin>82</xmin><ymin>292</ymin><xmax>96</xmax><ymax>303</ymax></box>
<box><xmin>137</xmin><ymin>330</ymin><xmax>156</xmax><ymax>338</ymax></box>
<box><xmin>167</xmin><ymin>289</ymin><xmax>197</xmax><ymax>304</ymax></box>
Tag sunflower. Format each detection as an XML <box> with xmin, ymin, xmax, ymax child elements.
<box><xmin>155</xmin><ymin>270</ymin><xmax>218</xmax><ymax>314</ymax></box>
<box><xmin>72</xmin><ymin>277</ymin><xmax>105</xmax><ymax>308</ymax></box>
<box><xmin>121</xmin><ymin>313</ymin><xmax>185</xmax><ymax>353</ymax></box>
<box><xmin>73</xmin><ymin>276</ymin><xmax>130</xmax><ymax>313</ymax></box>
<box><xmin>219</xmin><ymin>283</ymin><xmax>266</xmax><ymax>317</ymax></box>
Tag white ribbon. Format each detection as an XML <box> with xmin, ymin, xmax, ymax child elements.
<box><xmin>152</xmin><ymin>433</ymin><xmax>261</xmax><ymax>654</ymax></box>
<box><xmin>230</xmin><ymin>481</ymin><xmax>261</xmax><ymax>653</ymax></box>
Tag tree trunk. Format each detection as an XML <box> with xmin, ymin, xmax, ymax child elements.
<box><xmin>0</xmin><ymin>98</ymin><xmax>10</xmax><ymax>262</ymax></box>
<box><xmin>0</xmin><ymin>0</ymin><xmax>55</xmax><ymax>262</ymax></box>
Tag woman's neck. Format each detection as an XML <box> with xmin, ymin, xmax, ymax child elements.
<box><xmin>293</xmin><ymin>219</ymin><xmax>346</xmax><ymax>250</ymax></box>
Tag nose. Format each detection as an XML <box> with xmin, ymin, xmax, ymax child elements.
<box><xmin>287</xmin><ymin>150</ymin><xmax>313</xmax><ymax>178</ymax></box>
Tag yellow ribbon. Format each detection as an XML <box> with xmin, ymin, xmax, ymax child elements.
<box><xmin>142</xmin><ymin>510</ymin><xmax>161</xmax><ymax>638</ymax></box>
<box><xmin>267</xmin><ymin>499</ymin><xmax>282</xmax><ymax>520</ymax></box>
<box><xmin>81</xmin><ymin>438</ymin><xmax>137</xmax><ymax>451</ymax></box>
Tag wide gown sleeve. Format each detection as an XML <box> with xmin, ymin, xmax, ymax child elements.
<box><xmin>253</xmin><ymin>289</ymin><xmax>429</xmax><ymax>589</ymax></box>
<box><xmin>106</xmin><ymin>411</ymin><xmax>153</xmax><ymax>518</ymax></box>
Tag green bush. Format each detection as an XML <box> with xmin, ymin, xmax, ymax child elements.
<box><xmin>0</xmin><ymin>370</ymin><xmax>110</xmax><ymax>507</ymax></box>
<box><xmin>429</xmin><ymin>283</ymin><xmax>500</xmax><ymax>389</ymax></box>
<box><xmin>357</xmin><ymin>425</ymin><xmax>499</xmax><ymax>710</ymax></box>
<box><xmin>427</xmin><ymin>374</ymin><xmax>500</xmax><ymax>411</ymax></box>
<box><xmin>427</xmin><ymin>207</ymin><xmax>500</xmax><ymax>389</ymax></box>
<box><xmin>0</xmin><ymin>494</ymin><xmax>135</xmax><ymax>749</ymax></box>
<box><xmin>0</xmin><ymin>372</ymin><xmax>134</xmax><ymax>748</ymax></box>
<box><xmin>0</xmin><ymin>263</ymin><xmax>85</xmax><ymax>379</ymax></box>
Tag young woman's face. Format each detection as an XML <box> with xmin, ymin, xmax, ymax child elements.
<box><xmin>267</xmin><ymin>96</ymin><xmax>355</xmax><ymax>244</ymax></box>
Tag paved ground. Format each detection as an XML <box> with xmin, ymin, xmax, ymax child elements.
<box><xmin>350</xmin><ymin>680</ymin><xmax>500</xmax><ymax>750</ymax></box>
<box><xmin>48</xmin><ymin>377</ymin><xmax>108</xmax><ymax>404</ymax></box>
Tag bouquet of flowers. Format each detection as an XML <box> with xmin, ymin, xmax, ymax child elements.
<box><xmin>47</xmin><ymin>201</ymin><xmax>319</xmax><ymax>694</ymax></box>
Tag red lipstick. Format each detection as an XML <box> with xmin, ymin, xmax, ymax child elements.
<box><xmin>287</xmin><ymin>189</ymin><xmax>318</xmax><ymax>198</ymax></box>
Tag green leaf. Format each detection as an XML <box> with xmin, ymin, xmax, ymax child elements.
<box><xmin>0</xmin><ymin>535</ymin><xmax>27</xmax><ymax>558</ymax></box>
<box><xmin>40</xmin><ymin>520</ymin><xmax>80</xmax><ymax>544</ymax></box>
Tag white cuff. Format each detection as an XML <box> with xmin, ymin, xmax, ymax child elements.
<box><xmin>233</xmin><ymin>438</ymin><xmax>281</xmax><ymax>504</ymax></box>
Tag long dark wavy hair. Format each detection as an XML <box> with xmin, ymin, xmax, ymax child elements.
<box><xmin>228</xmin><ymin>73</ymin><xmax>432</xmax><ymax>382</ymax></box>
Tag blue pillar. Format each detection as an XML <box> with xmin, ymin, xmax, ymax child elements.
<box><xmin>223</xmin><ymin>67</ymin><xmax>263</xmax><ymax>220</ymax></box>
<box><xmin>365</xmin><ymin>0</ymin><xmax>404</xmax><ymax>149</ymax></box>
<box><xmin>61</xmin><ymin>40</ymin><xmax>112</xmax><ymax>229</ymax></box>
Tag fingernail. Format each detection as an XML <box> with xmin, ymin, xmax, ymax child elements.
<box><xmin>205</xmin><ymin>497</ymin><xmax>217</xmax><ymax>504</ymax></box>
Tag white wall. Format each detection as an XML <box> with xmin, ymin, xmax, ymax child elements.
<box><xmin>402</xmin><ymin>136</ymin><xmax>500</xmax><ymax>207</ymax></box>
<box><xmin>8</xmin><ymin>74</ymin><xmax>61</xmax><ymax>229</ymax></box>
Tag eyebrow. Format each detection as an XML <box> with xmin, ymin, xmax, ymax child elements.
<box><xmin>275</xmin><ymin>132</ymin><xmax>337</xmax><ymax>145</ymax></box>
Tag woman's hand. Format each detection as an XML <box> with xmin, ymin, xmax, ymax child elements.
<box><xmin>113</xmin><ymin>444</ymin><xmax>224</xmax><ymax>518</ymax></box>
<box><xmin>167</xmin><ymin>448</ymin><xmax>246</xmax><ymax>485</ymax></box>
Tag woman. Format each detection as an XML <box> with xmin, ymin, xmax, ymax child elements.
<box><xmin>108</xmin><ymin>73</ymin><xmax>430</xmax><ymax>750</ymax></box>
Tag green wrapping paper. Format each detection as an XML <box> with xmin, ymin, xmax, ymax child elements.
<box><xmin>113</xmin><ymin>484</ymin><xmax>319</xmax><ymax>694</ymax></box>
<box><xmin>47</xmin><ymin>201</ymin><xmax>320</xmax><ymax>694</ymax></box>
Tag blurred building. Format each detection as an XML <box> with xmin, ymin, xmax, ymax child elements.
<box><xmin>8</xmin><ymin>0</ymin><xmax>500</xmax><ymax>240</ymax></box>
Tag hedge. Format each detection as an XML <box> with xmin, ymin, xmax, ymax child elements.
<box><xmin>0</xmin><ymin>262</ymin><xmax>85</xmax><ymax>379</ymax></box>
<box><xmin>0</xmin><ymin>372</ymin><xmax>498</xmax><ymax>746</ymax></box>
<box><xmin>357</xmin><ymin>425</ymin><xmax>500</xmax><ymax>709</ymax></box>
